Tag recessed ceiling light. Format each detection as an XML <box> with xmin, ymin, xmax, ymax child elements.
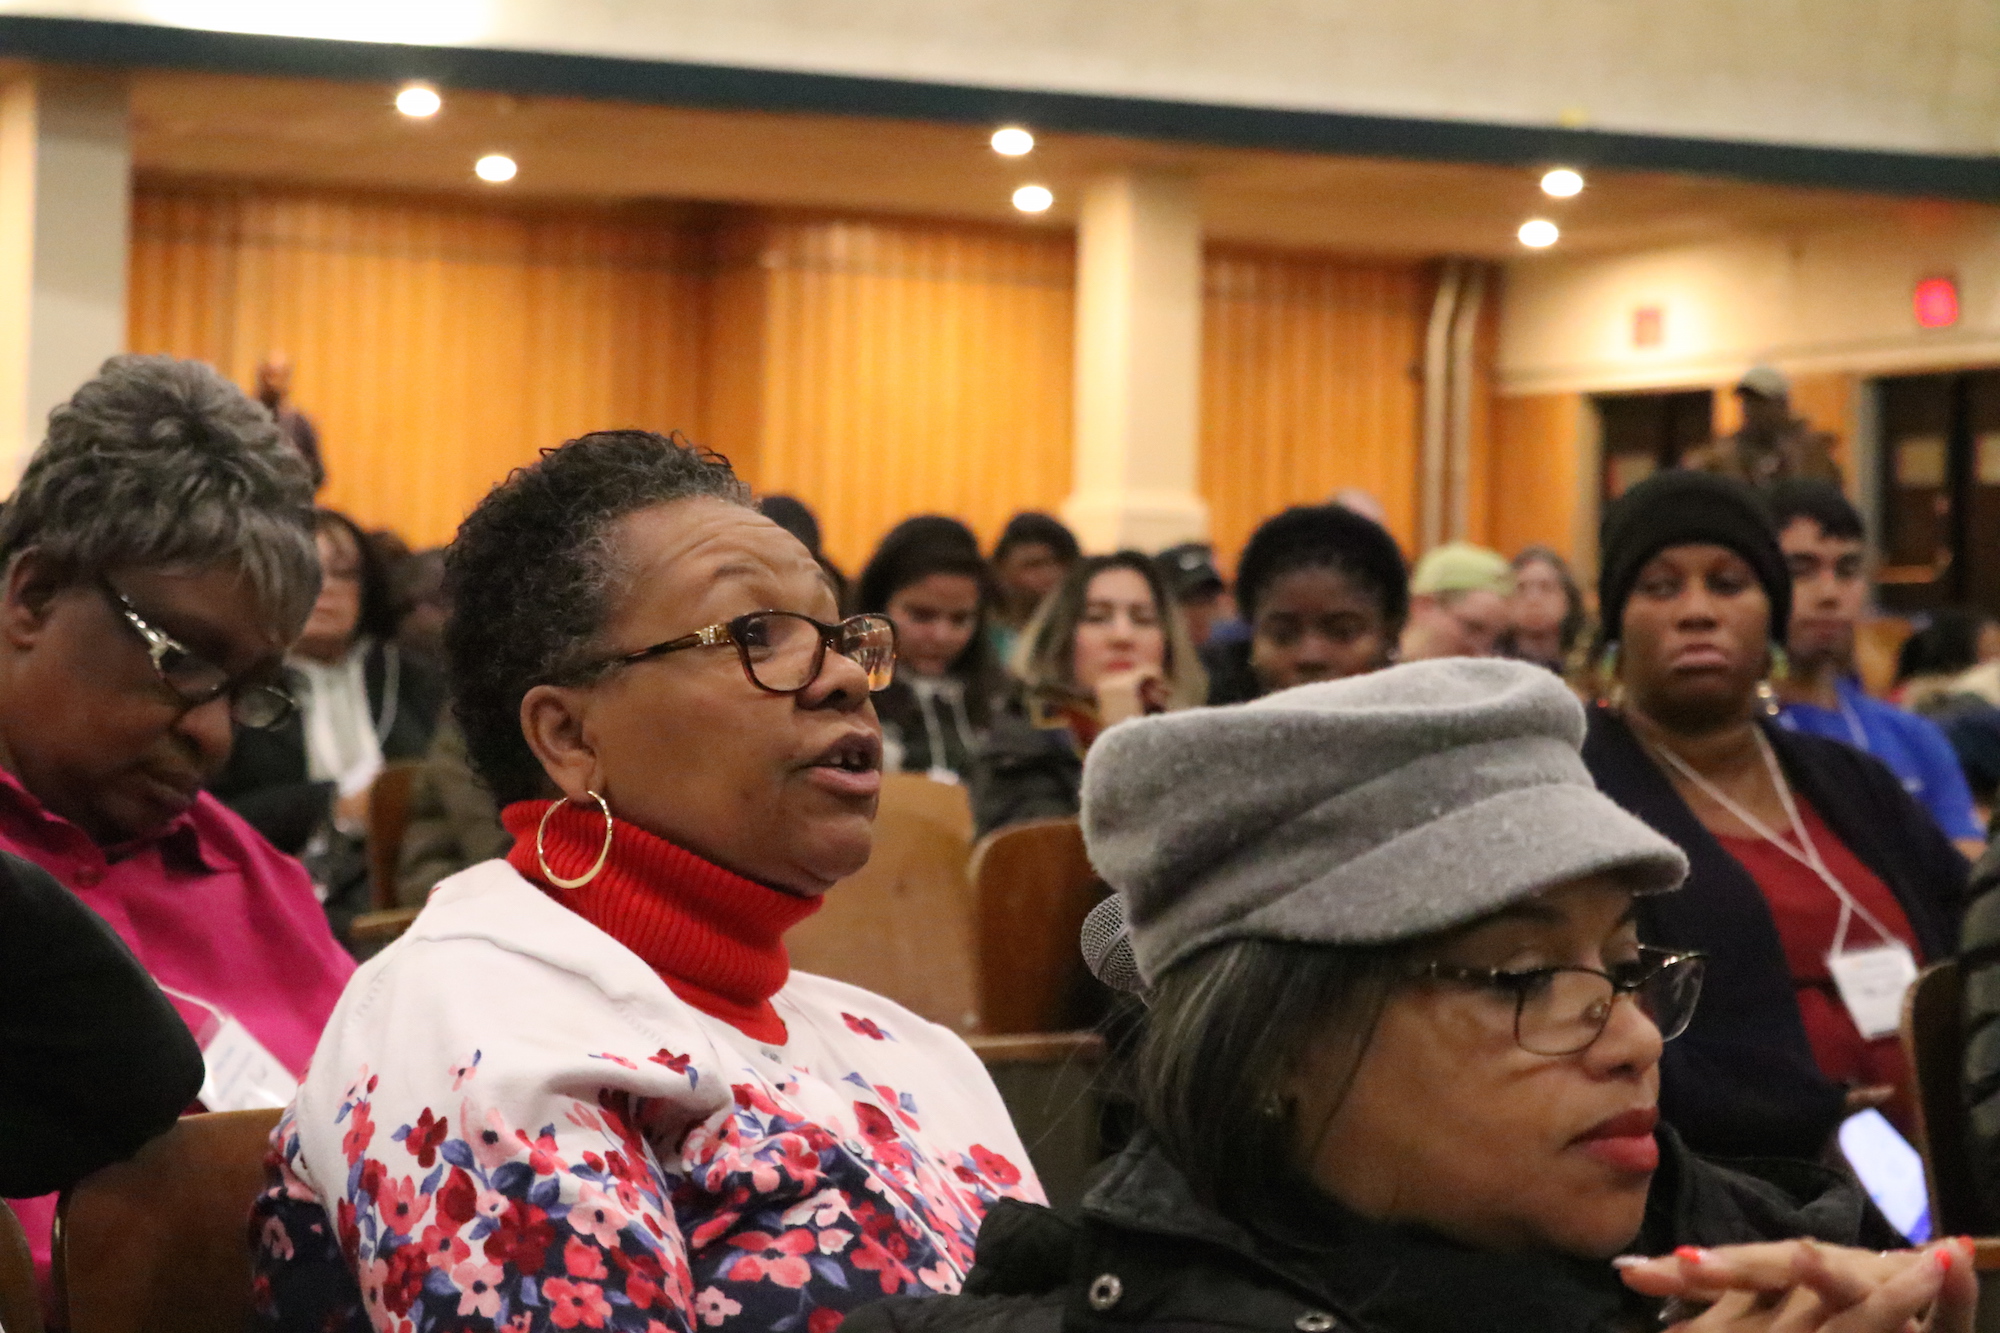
<box><xmin>475</xmin><ymin>153</ymin><xmax>517</xmax><ymax>183</ymax></box>
<box><xmin>1518</xmin><ymin>218</ymin><xmax>1560</xmax><ymax>248</ymax></box>
<box><xmin>1012</xmin><ymin>184</ymin><xmax>1054</xmax><ymax>213</ymax></box>
<box><xmin>395</xmin><ymin>84</ymin><xmax>442</xmax><ymax>118</ymax></box>
<box><xmin>991</xmin><ymin>126</ymin><xmax>1035</xmax><ymax>156</ymax></box>
<box><xmin>1540</xmin><ymin>167</ymin><xmax>1584</xmax><ymax>198</ymax></box>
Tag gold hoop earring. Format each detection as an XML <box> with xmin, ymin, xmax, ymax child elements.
<box><xmin>537</xmin><ymin>789</ymin><xmax>614</xmax><ymax>889</ymax></box>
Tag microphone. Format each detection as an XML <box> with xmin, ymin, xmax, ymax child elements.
<box><xmin>1079</xmin><ymin>893</ymin><xmax>1144</xmax><ymax>996</ymax></box>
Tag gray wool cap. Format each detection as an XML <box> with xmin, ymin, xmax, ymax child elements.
<box><xmin>1079</xmin><ymin>657</ymin><xmax>1688</xmax><ymax>987</ymax></box>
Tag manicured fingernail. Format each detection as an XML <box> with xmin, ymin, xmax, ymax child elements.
<box><xmin>1610</xmin><ymin>1256</ymin><xmax>1648</xmax><ymax>1269</ymax></box>
<box><xmin>1675</xmin><ymin>1246</ymin><xmax>1708</xmax><ymax>1265</ymax></box>
<box><xmin>1935</xmin><ymin>1247</ymin><xmax>1954</xmax><ymax>1273</ymax></box>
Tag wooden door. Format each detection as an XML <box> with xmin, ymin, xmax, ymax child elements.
<box><xmin>1877</xmin><ymin>373</ymin><xmax>1967</xmax><ymax>614</ymax></box>
<box><xmin>1596</xmin><ymin>389</ymin><xmax>1715</xmax><ymax>501</ymax></box>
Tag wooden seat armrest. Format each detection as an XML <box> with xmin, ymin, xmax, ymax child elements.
<box><xmin>966</xmin><ymin>1031</ymin><xmax>1106</xmax><ymax>1065</ymax></box>
<box><xmin>348</xmin><ymin>906</ymin><xmax>420</xmax><ymax>946</ymax></box>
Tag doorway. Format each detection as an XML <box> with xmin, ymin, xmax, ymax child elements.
<box><xmin>1874</xmin><ymin>370</ymin><xmax>2000</xmax><ymax>615</ymax></box>
<box><xmin>1594</xmin><ymin>389</ymin><xmax>1716</xmax><ymax>502</ymax></box>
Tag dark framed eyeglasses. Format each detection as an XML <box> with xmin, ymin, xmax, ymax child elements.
<box><xmin>575</xmin><ymin>610</ymin><xmax>897</xmax><ymax>695</ymax></box>
<box><xmin>101</xmin><ymin>581</ymin><xmax>297</xmax><ymax>730</ymax></box>
<box><xmin>1420</xmin><ymin>946</ymin><xmax>1706</xmax><ymax>1057</ymax></box>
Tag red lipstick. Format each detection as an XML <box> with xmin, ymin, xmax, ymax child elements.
<box><xmin>1572</xmin><ymin>1107</ymin><xmax>1660</xmax><ymax>1175</ymax></box>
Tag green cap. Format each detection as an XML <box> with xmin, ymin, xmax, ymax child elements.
<box><xmin>1410</xmin><ymin>542</ymin><xmax>1513</xmax><ymax>597</ymax></box>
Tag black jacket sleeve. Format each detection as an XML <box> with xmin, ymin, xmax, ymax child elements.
<box><xmin>0</xmin><ymin>850</ymin><xmax>204</xmax><ymax>1196</ymax></box>
<box><xmin>970</xmin><ymin>714</ymin><xmax>1084</xmax><ymax>839</ymax></box>
<box><xmin>1959</xmin><ymin>841</ymin><xmax>2000</xmax><ymax>1228</ymax></box>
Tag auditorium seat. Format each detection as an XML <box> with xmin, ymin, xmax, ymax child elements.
<box><xmin>365</xmin><ymin>761</ymin><xmax>423</xmax><ymax>912</ymax></box>
<box><xmin>969</xmin><ymin>817</ymin><xmax>1103</xmax><ymax>1035</ymax></box>
<box><xmin>55</xmin><ymin>1108</ymin><xmax>281</xmax><ymax>1333</ymax></box>
<box><xmin>787</xmin><ymin>773</ymin><xmax>980</xmax><ymax>1031</ymax></box>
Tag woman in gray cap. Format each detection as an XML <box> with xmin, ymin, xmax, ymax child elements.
<box><xmin>849</xmin><ymin>659</ymin><xmax>1969</xmax><ymax>1333</ymax></box>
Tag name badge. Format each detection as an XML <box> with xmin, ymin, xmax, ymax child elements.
<box><xmin>198</xmin><ymin>1015</ymin><xmax>300</xmax><ymax>1113</ymax></box>
<box><xmin>1827</xmin><ymin>943</ymin><xmax>1919</xmax><ymax>1040</ymax></box>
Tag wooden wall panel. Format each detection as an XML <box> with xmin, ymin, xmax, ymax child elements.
<box><xmin>732</xmin><ymin>215</ymin><xmax>1075</xmax><ymax>572</ymax></box>
<box><xmin>1488</xmin><ymin>392</ymin><xmax>1590</xmax><ymax>570</ymax></box>
<box><xmin>1199</xmin><ymin>246</ymin><xmax>1426</xmax><ymax>565</ymax></box>
<box><xmin>128</xmin><ymin>182</ymin><xmax>708</xmax><ymax>548</ymax></box>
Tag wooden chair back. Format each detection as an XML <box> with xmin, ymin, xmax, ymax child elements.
<box><xmin>367</xmin><ymin>761</ymin><xmax>423</xmax><ymax>910</ymax></box>
<box><xmin>1901</xmin><ymin>959</ymin><xmax>1989</xmax><ymax>1237</ymax></box>
<box><xmin>969</xmin><ymin>1031</ymin><xmax>1108</xmax><ymax>1210</ymax></box>
<box><xmin>970</xmin><ymin>817</ymin><xmax>1103</xmax><ymax>1035</ymax></box>
<box><xmin>55</xmin><ymin>1108</ymin><xmax>283</xmax><ymax>1333</ymax></box>
<box><xmin>0</xmin><ymin>1199</ymin><xmax>42</xmax><ymax>1333</ymax></box>
<box><xmin>787</xmin><ymin>774</ymin><xmax>981</xmax><ymax>1032</ymax></box>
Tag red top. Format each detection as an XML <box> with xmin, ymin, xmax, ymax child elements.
<box><xmin>502</xmin><ymin>799</ymin><xmax>820</xmax><ymax>1044</ymax></box>
<box><xmin>1715</xmin><ymin>795</ymin><xmax>1921</xmax><ymax>1132</ymax></box>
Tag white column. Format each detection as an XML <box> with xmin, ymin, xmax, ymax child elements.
<box><xmin>0</xmin><ymin>68</ymin><xmax>130</xmax><ymax>484</ymax></box>
<box><xmin>1061</xmin><ymin>170</ymin><xmax>1209</xmax><ymax>552</ymax></box>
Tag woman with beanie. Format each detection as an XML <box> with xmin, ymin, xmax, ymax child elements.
<box><xmin>250</xmin><ymin>433</ymin><xmax>1040</xmax><ymax>1333</ymax></box>
<box><xmin>857</xmin><ymin>516</ymin><xmax>1007</xmax><ymax>784</ymax></box>
<box><xmin>1582</xmin><ymin>470</ymin><xmax>1965</xmax><ymax>1161</ymax></box>
<box><xmin>1203</xmin><ymin>505</ymin><xmax>1409</xmax><ymax>705</ymax></box>
<box><xmin>971</xmin><ymin>553</ymin><xmax>1205</xmax><ymax>837</ymax></box>
<box><xmin>851</xmin><ymin>660</ymin><xmax>1968</xmax><ymax>1333</ymax></box>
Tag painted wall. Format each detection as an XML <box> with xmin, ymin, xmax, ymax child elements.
<box><xmin>4</xmin><ymin>0</ymin><xmax>1997</xmax><ymax>157</ymax></box>
<box><xmin>1499</xmin><ymin>205</ymin><xmax>2000</xmax><ymax>397</ymax></box>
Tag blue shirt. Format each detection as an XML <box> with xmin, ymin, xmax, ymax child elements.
<box><xmin>1778</xmin><ymin>676</ymin><xmax>1984</xmax><ymax>842</ymax></box>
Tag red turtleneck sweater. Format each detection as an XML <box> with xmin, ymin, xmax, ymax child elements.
<box><xmin>501</xmin><ymin>799</ymin><xmax>820</xmax><ymax>1044</ymax></box>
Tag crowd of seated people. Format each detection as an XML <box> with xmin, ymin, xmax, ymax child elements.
<box><xmin>8</xmin><ymin>356</ymin><xmax>2000</xmax><ymax>1333</ymax></box>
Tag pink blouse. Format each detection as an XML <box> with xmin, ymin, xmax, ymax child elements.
<box><xmin>0</xmin><ymin>763</ymin><xmax>353</xmax><ymax>1293</ymax></box>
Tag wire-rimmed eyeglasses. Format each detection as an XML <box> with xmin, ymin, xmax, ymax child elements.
<box><xmin>101</xmin><ymin>580</ymin><xmax>297</xmax><ymax>730</ymax></box>
<box><xmin>569</xmin><ymin>610</ymin><xmax>898</xmax><ymax>695</ymax></box>
<box><xmin>1419</xmin><ymin>946</ymin><xmax>1706</xmax><ymax>1056</ymax></box>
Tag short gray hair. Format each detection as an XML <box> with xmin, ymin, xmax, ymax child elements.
<box><xmin>0</xmin><ymin>355</ymin><xmax>321</xmax><ymax>633</ymax></box>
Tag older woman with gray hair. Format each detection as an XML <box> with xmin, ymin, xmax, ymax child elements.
<box><xmin>854</xmin><ymin>659</ymin><xmax>1971</xmax><ymax>1333</ymax></box>
<box><xmin>0</xmin><ymin>355</ymin><xmax>353</xmax><ymax>1287</ymax></box>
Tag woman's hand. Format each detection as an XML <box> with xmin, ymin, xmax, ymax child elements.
<box><xmin>1095</xmin><ymin>668</ymin><xmax>1170</xmax><ymax>725</ymax></box>
<box><xmin>1616</xmin><ymin>1238</ymin><xmax>1975</xmax><ymax>1333</ymax></box>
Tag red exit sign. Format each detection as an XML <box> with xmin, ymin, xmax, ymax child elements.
<box><xmin>1915</xmin><ymin>276</ymin><xmax>1959</xmax><ymax>328</ymax></box>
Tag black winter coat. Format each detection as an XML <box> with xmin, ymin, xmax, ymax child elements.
<box><xmin>845</xmin><ymin>1130</ymin><xmax>1898</xmax><ymax>1333</ymax></box>
<box><xmin>970</xmin><ymin>704</ymin><xmax>1084</xmax><ymax>839</ymax></box>
<box><xmin>1957</xmin><ymin>838</ymin><xmax>2000</xmax><ymax>1228</ymax></box>
<box><xmin>1582</xmin><ymin>707</ymin><xmax>1967</xmax><ymax>1161</ymax></box>
<box><xmin>209</xmin><ymin>639</ymin><xmax>445</xmax><ymax>855</ymax></box>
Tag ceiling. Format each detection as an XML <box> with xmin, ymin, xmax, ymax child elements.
<box><xmin>128</xmin><ymin>71</ymin><xmax>1992</xmax><ymax>260</ymax></box>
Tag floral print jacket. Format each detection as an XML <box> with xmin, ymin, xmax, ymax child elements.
<box><xmin>250</xmin><ymin>861</ymin><xmax>1041</xmax><ymax>1333</ymax></box>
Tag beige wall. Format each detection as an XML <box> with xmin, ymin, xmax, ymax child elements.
<box><xmin>1499</xmin><ymin>208</ymin><xmax>2000</xmax><ymax>396</ymax></box>
<box><xmin>6</xmin><ymin>1</ymin><xmax>1998</xmax><ymax>156</ymax></box>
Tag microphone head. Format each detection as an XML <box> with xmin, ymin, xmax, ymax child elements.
<box><xmin>1080</xmin><ymin>893</ymin><xmax>1144</xmax><ymax>996</ymax></box>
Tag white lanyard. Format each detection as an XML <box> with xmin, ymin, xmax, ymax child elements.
<box><xmin>1835</xmin><ymin>689</ymin><xmax>1871</xmax><ymax>754</ymax></box>
<box><xmin>1648</xmin><ymin>728</ymin><xmax>1898</xmax><ymax>956</ymax></box>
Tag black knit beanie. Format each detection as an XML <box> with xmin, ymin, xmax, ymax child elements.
<box><xmin>1598</xmin><ymin>470</ymin><xmax>1789</xmax><ymax>647</ymax></box>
